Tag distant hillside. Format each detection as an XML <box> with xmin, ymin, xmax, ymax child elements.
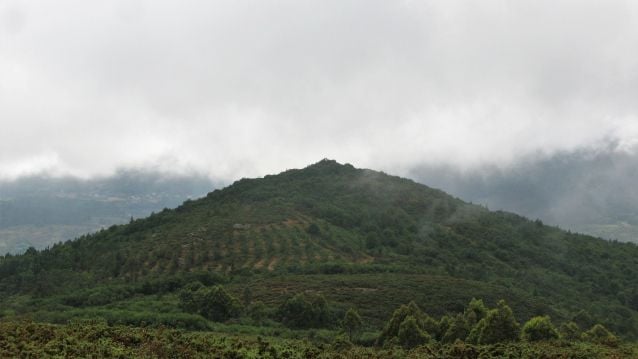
<box><xmin>0</xmin><ymin>160</ymin><xmax>637</xmax><ymax>339</ymax></box>
<box><xmin>410</xmin><ymin>148</ymin><xmax>638</xmax><ymax>243</ymax></box>
<box><xmin>0</xmin><ymin>170</ymin><xmax>216</xmax><ymax>253</ymax></box>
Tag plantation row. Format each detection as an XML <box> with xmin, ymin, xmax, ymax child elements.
<box><xmin>5</xmin><ymin>218</ymin><xmax>370</xmax><ymax>281</ymax></box>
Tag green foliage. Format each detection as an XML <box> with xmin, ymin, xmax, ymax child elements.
<box><xmin>1</xmin><ymin>160</ymin><xmax>638</xmax><ymax>340</ymax></box>
<box><xmin>342</xmin><ymin>308</ymin><xmax>363</xmax><ymax>341</ymax></box>
<box><xmin>465</xmin><ymin>297</ymin><xmax>488</xmax><ymax>326</ymax></box>
<box><xmin>572</xmin><ymin>309</ymin><xmax>595</xmax><ymax>330</ymax></box>
<box><xmin>469</xmin><ymin>300</ymin><xmax>520</xmax><ymax>345</ymax></box>
<box><xmin>560</xmin><ymin>321</ymin><xmax>582</xmax><ymax>341</ymax></box>
<box><xmin>247</xmin><ymin>301</ymin><xmax>268</xmax><ymax>324</ymax></box>
<box><xmin>442</xmin><ymin>313</ymin><xmax>471</xmax><ymax>343</ymax></box>
<box><xmin>378</xmin><ymin>301</ymin><xmax>437</xmax><ymax>346</ymax></box>
<box><xmin>306</xmin><ymin>223</ymin><xmax>321</xmax><ymax>236</ymax></box>
<box><xmin>583</xmin><ymin>324</ymin><xmax>619</xmax><ymax>347</ymax></box>
<box><xmin>0</xmin><ymin>320</ymin><xmax>635</xmax><ymax>358</ymax></box>
<box><xmin>521</xmin><ymin>316</ymin><xmax>559</xmax><ymax>342</ymax></box>
<box><xmin>242</xmin><ymin>287</ymin><xmax>253</xmax><ymax>306</ymax></box>
<box><xmin>179</xmin><ymin>284</ymin><xmax>242</xmax><ymax>322</ymax></box>
<box><xmin>397</xmin><ymin>315</ymin><xmax>431</xmax><ymax>348</ymax></box>
<box><xmin>277</xmin><ymin>292</ymin><xmax>332</xmax><ymax>329</ymax></box>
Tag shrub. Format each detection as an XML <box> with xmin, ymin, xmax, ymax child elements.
<box><xmin>377</xmin><ymin>301</ymin><xmax>437</xmax><ymax>346</ymax></box>
<box><xmin>442</xmin><ymin>313</ymin><xmax>471</xmax><ymax>343</ymax></box>
<box><xmin>178</xmin><ymin>284</ymin><xmax>242</xmax><ymax>322</ymax></box>
<box><xmin>468</xmin><ymin>300</ymin><xmax>519</xmax><ymax>344</ymax></box>
<box><xmin>398</xmin><ymin>315</ymin><xmax>431</xmax><ymax>348</ymax></box>
<box><xmin>277</xmin><ymin>293</ymin><xmax>332</xmax><ymax>329</ymax></box>
<box><xmin>521</xmin><ymin>316</ymin><xmax>559</xmax><ymax>342</ymax></box>
<box><xmin>247</xmin><ymin>301</ymin><xmax>268</xmax><ymax>324</ymax></box>
<box><xmin>559</xmin><ymin>321</ymin><xmax>581</xmax><ymax>341</ymax></box>
<box><xmin>582</xmin><ymin>324</ymin><xmax>619</xmax><ymax>347</ymax></box>
<box><xmin>464</xmin><ymin>298</ymin><xmax>488</xmax><ymax>326</ymax></box>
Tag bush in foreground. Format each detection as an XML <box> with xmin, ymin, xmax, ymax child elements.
<box><xmin>521</xmin><ymin>316</ymin><xmax>559</xmax><ymax>342</ymax></box>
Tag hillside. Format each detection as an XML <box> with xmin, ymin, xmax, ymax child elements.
<box><xmin>0</xmin><ymin>159</ymin><xmax>637</xmax><ymax>340</ymax></box>
<box><xmin>0</xmin><ymin>170</ymin><xmax>214</xmax><ymax>254</ymax></box>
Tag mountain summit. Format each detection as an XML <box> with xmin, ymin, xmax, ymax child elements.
<box><xmin>1</xmin><ymin>160</ymin><xmax>637</xmax><ymax>338</ymax></box>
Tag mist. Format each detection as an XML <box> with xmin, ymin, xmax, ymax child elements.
<box><xmin>410</xmin><ymin>145</ymin><xmax>638</xmax><ymax>242</ymax></box>
<box><xmin>2</xmin><ymin>0</ymin><xmax>638</xmax><ymax>181</ymax></box>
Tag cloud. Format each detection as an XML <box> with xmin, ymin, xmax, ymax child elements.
<box><xmin>1</xmin><ymin>0</ymin><xmax>638</xmax><ymax>180</ymax></box>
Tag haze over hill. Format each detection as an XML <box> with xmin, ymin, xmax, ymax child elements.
<box><xmin>0</xmin><ymin>170</ymin><xmax>215</xmax><ymax>254</ymax></box>
<box><xmin>411</xmin><ymin>146</ymin><xmax>638</xmax><ymax>243</ymax></box>
<box><xmin>3</xmin><ymin>145</ymin><xmax>638</xmax><ymax>256</ymax></box>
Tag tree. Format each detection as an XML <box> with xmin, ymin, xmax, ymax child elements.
<box><xmin>342</xmin><ymin>308</ymin><xmax>363</xmax><ymax>341</ymax></box>
<box><xmin>464</xmin><ymin>298</ymin><xmax>488</xmax><ymax>326</ymax></box>
<box><xmin>398</xmin><ymin>315</ymin><xmax>431</xmax><ymax>348</ymax></box>
<box><xmin>178</xmin><ymin>281</ymin><xmax>204</xmax><ymax>313</ymax></box>
<box><xmin>572</xmin><ymin>310</ymin><xmax>594</xmax><ymax>330</ymax></box>
<box><xmin>277</xmin><ymin>292</ymin><xmax>331</xmax><ymax>328</ymax></box>
<box><xmin>468</xmin><ymin>300</ymin><xmax>519</xmax><ymax>344</ymax></box>
<box><xmin>442</xmin><ymin>313</ymin><xmax>471</xmax><ymax>343</ymax></box>
<box><xmin>306</xmin><ymin>223</ymin><xmax>321</xmax><ymax>235</ymax></box>
<box><xmin>178</xmin><ymin>284</ymin><xmax>242</xmax><ymax>322</ymax></box>
<box><xmin>559</xmin><ymin>321</ymin><xmax>581</xmax><ymax>341</ymax></box>
<box><xmin>377</xmin><ymin>301</ymin><xmax>437</xmax><ymax>346</ymax></box>
<box><xmin>521</xmin><ymin>316</ymin><xmax>559</xmax><ymax>342</ymax></box>
<box><xmin>582</xmin><ymin>324</ymin><xmax>619</xmax><ymax>346</ymax></box>
<box><xmin>247</xmin><ymin>301</ymin><xmax>268</xmax><ymax>324</ymax></box>
<box><xmin>200</xmin><ymin>285</ymin><xmax>242</xmax><ymax>322</ymax></box>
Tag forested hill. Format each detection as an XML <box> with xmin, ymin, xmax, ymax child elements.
<box><xmin>1</xmin><ymin>159</ymin><xmax>638</xmax><ymax>339</ymax></box>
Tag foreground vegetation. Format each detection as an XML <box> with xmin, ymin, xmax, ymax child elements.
<box><xmin>1</xmin><ymin>295</ymin><xmax>632</xmax><ymax>358</ymax></box>
<box><xmin>0</xmin><ymin>320</ymin><xmax>635</xmax><ymax>359</ymax></box>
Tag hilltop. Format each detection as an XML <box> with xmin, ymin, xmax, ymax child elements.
<box><xmin>0</xmin><ymin>159</ymin><xmax>637</xmax><ymax>340</ymax></box>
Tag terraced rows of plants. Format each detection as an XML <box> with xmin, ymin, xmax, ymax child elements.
<box><xmin>134</xmin><ymin>217</ymin><xmax>371</xmax><ymax>276</ymax></box>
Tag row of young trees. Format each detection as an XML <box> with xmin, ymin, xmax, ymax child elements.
<box><xmin>376</xmin><ymin>299</ymin><xmax>619</xmax><ymax>349</ymax></box>
<box><xmin>178</xmin><ymin>283</ymin><xmax>619</xmax><ymax>349</ymax></box>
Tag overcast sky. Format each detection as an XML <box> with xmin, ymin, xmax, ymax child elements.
<box><xmin>2</xmin><ymin>0</ymin><xmax>638</xmax><ymax>181</ymax></box>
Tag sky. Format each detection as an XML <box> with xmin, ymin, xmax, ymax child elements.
<box><xmin>2</xmin><ymin>0</ymin><xmax>638</xmax><ymax>181</ymax></box>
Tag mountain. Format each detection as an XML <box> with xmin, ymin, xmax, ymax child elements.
<box><xmin>0</xmin><ymin>170</ymin><xmax>216</xmax><ymax>254</ymax></box>
<box><xmin>0</xmin><ymin>159</ymin><xmax>637</xmax><ymax>339</ymax></box>
<box><xmin>410</xmin><ymin>148</ymin><xmax>638</xmax><ymax>243</ymax></box>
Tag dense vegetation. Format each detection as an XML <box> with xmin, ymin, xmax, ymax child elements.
<box><xmin>1</xmin><ymin>298</ymin><xmax>636</xmax><ymax>358</ymax></box>
<box><xmin>0</xmin><ymin>320</ymin><xmax>635</xmax><ymax>359</ymax></box>
<box><xmin>0</xmin><ymin>159</ymin><xmax>637</xmax><ymax>356</ymax></box>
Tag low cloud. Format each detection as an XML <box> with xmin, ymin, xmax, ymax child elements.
<box><xmin>2</xmin><ymin>0</ymin><xmax>638</xmax><ymax>180</ymax></box>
